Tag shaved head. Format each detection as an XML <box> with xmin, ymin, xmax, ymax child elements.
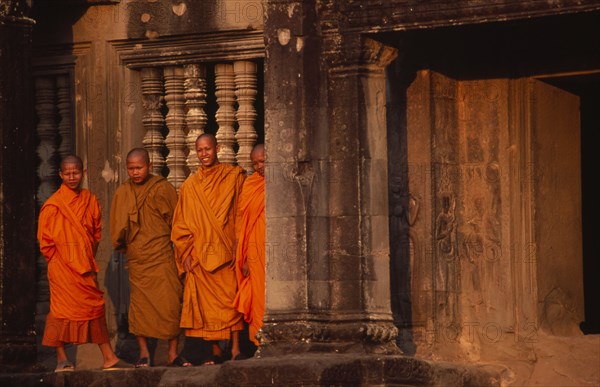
<box><xmin>251</xmin><ymin>143</ymin><xmax>264</xmax><ymax>159</ymax></box>
<box><xmin>196</xmin><ymin>133</ymin><xmax>217</xmax><ymax>148</ymax></box>
<box><xmin>250</xmin><ymin>143</ymin><xmax>265</xmax><ymax>177</ymax></box>
<box><xmin>60</xmin><ymin>155</ymin><xmax>84</xmax><ymax>172</ymax></box>
<box><xmin>127</xmin><ymin>147</ymin><xmax>150</xmax><ymax>165</ymax></box>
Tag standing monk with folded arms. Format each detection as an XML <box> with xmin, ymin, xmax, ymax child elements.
<box><xmin>38</xmin><ymin>155</ymin><xmax>129</xmax><ymax>372</ymax></box>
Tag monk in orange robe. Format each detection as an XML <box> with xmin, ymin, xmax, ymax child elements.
<box><xmin>171</xmin><ymin>134</ymin><xmax>246</xmax><ymax>362</ymax></box>
<box><xmin>110</xmin><ymin>148</ymin><xmax>185</xmax><ymax>367</ymax></box>
<box><xmin>38</xmin><ymin>155</ymin><xmax>129</xmax><ymax>372</ymax></box>
<box><xmin>234</xmin><ymin>144</ymin><xmax>266</xmax><ymax>347</ymax></box>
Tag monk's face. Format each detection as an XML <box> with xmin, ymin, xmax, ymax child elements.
<box><xmin>251</xmin><ymin>148</ymin><xmax>265</xmax><ymax>177</ymax></box>
<box><xmin>196</xmin><ymin>137</ymin><xmax>219</xmax><ymax>168</ymax></box>
<box><xmin>59</xmin><ymin>163</ymin><xmax>84</xmax><ymax>192</ymax></box>
<box><xmin>127</xmin><ymin>154</ymin><xmax>151</xmax><ymax>184</ymax></box>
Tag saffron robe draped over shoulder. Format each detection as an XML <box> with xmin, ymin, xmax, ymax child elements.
<box><xmin>233</xmin><ymin>172</ymin><xmax>265</xmax><ymax>346</ymax></box>
<box><xmin>38</xmin><ymin>185</ymin><xmax>109</xmax><ymax>346</ymax></box>
<box><xmin>110</xmin><ymin>175</ymin><xmax>182</xmax><ymax>339</ymax></box>
<box><xmin>171</xmin><ymin>163</ymin><xmax>246</xmax><ymax>340</ymax></box>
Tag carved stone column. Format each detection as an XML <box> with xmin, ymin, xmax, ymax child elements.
<box><xmin>214</xmin><ymin>63</ymin><xmax>237</xmax><ymax>164</ymax></box>
<box><xmin>184</xmin><ymin>64</ymin><xmax>207</xmax><ymax>173</ymax></box>
<box><xmin>261</xmin><ymin>1</ymin><xmax>399</xmax><ymax>355</ymax></box>
<box><xmin>0</xmin><ymin>2</ymin><xmax>37</xmax><ymax>369</ymax></box>
<box><xmin>233</xmin><ymin>60</ymin><xmax>258</xmax><ymax>172</ymax></box>
<box><xmin>163</xmin><ymin>66</ymin><xmax>188</xmax><ymax>189</ymax></box>
<box><xmin>141</xmin><ymin>67</ymin><xmax>166</xmax><ymax>176</ymax></box>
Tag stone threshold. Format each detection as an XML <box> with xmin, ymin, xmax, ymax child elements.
<box><xmin>0</xmin><ymin>354</ymin><xmax>503</xmax><ymax>386</ymax></box>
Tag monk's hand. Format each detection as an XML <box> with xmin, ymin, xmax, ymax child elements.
<box><xmin>183</xmin><ymin>255</ymin><xmax>193</xmax><ymax>272</ymax></box>
<box><xmin>242</xmin><ymin>261</ymin><xmax>249</xmax><ymax>277</ymax></box>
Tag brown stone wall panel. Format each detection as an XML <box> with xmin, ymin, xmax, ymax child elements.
<box><xmin>456</xmin><ymin>79</ymin><xmax>513</xmax><ymax>328</ymax></box>
<box><xmin>430</xmin><ymin>71</ymin><xmax>461</xmax><ymax>328</ymax></box>
<box><xmin>394</xmin><ymin>69</ymin><xmax>435</xmax><ymax>329</ymax></box>
<box><xmin>508</xmin><ymin>78</ymin><xmax>538</xmax><ymax>336</ymax></box>
<box><xmin>531</xmin><ymin>78</ymin><xmax>584</xmax><ymax>335</ymax></box>
<box><xmin>126</xmin><ymin>0</ymin><xmax>263</xmax><ymax>40</ymax></box>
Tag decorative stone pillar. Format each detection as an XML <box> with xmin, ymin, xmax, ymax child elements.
<box><xmin>141</xmin><ymin>67</ymin><xmax>166</xmax><ymax>176</ymax></box>
<box><xmin>214</xmin><ymin>63</ymin><xmax>237</xmax><ymax>165</ymax></box>
<box><xmin>233</xmin><ymin>60</ymin><xmax>258</xmax><ymax>172</ymax></box>
<box><xmin>183</xmin><ymin>64</ymin><xmax>207</xmax><ymax>173</ymax></box>
<box><xmin>0</xmin><ymin>2</ymin><xmax>37</xmax><ymax>370</ymax></box>
<box><xmin>163</xmin><ymin>66</ymin><xmax>188</xmax><ymax>189</ymax></box>
<box><xmin>261</xmin><ymin>1</ymin><xmax>399</xmax><ymax>355</ymax></box>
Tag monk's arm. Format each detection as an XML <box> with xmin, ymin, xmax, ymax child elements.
<box><xmin>171</xmin><ymin>186</ymin><xmax>194</xmax><ymax>273</ymax></box>
<box><xmin>37</xmin><ymin>205</ymin><xmax>58</xmax><ymax>262</ymax></box>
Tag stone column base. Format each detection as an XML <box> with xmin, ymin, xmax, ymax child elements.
<box><xmin>257</xmin><ymin>320</ymin><xmax>401</xmax><ymax>356</ymax></box>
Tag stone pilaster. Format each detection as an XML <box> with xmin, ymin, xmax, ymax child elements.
<box><xmin>260</xmin><ymin>0</ymin><xmax>399</xmax><ymax>355</ymax></box>
<box><xmin>0</xmin><ymin>1</ymin><xmax>37</xmax><ymax>370</ymax></box>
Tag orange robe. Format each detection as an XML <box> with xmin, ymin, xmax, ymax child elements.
<box><xmin>37</xmin><ymin>185</ymin><xmax>108</xmax><ymax>346</ymax></box>
<box><xmin>110</xmin><ymin>175</ymin><xmax>182</xmax><ymax>339</ymax></box>
<box><xmin>171</xmin><ymin>163</ymin><xmax>246</xmax><ymax>340</ymax></box>
<box><xmin>233</xmin><ymin>172</ymin><xmax>265</xmax><ymax>346</ymax></box>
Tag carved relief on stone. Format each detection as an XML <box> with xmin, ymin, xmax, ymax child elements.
<box><xmin>163</xmin><ymin>66</ymin><xmax>188</xmax><ymax>189</ymax></box>
<box><xmin>214</xmin><ymin>63</ymin><xmax>237</xmax><ymax>165</ymax></box>
<box><xmin>35</xmin><ymin>76</ymin><xmax>59</xmax><ymax>206</ymax></box>
<box><xmin>435</xmin><ymin>194</ymin><xmax>456</xmax><ymax>258</ymax></box>
<box><xmin>233</xmin><ymin>60</ymin><xmax>258</xmax><ymax>172</ymax></box>
<box><xmin>56</xmin><ymin>74</ymin><xmax>73</xmax><ymax>158</ymax></box>
<box><xmin>183</xmin><ymin>64</ymin><xmax>207</xmax><ymax>174</ymax></box>
<box><xmin>141</xmin><ymin>67</ymin><xmax>166</xmax><ymax>176</ymax></box>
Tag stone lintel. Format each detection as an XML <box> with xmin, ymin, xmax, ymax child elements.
<box><xmin>113</xmin><ymin>30</ymin><xmax>265</xmax><ymax>69</ymax></box>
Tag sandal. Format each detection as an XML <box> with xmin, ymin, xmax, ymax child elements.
<box><xmin>201</xmin><ymin>354</ymin><xmax>223</xmax><ymax>365</ymax></box>
<box><xmin>167</xmin><ymin>356</ymin><xmax>192</xmax><ymax>367</ymax></box>
<box><xmin>55</xmin><ymin>360</ymin><xmax>75</xmax><ymax>372</ymax></box>
<box><xmin>135</xmin><ymin>357</ymin><xmax>150</xmax><ymax>368</ymax></box>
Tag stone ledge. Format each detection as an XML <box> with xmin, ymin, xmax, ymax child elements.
<box><xmin>0</xmin><ymin>354</ymin><xmax>502</xmax><ymax>386</ymax></box>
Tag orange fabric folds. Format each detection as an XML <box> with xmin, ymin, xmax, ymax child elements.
<box><xmin>233</xmin><ymin>172</ymin><xmax>265</xmax><ymax>346</ymax></box>
<box><xmin>110</xmin><ymin>176</ymin><xmax>183</xmax><ymax>340</ymax></box>
<box><xmin>37</xmin><ymin>185</ymin><xmax>106</xmax><ymax>344</ymax></box>
<box><xmin>171</xmin><ymin>163</ymin><xmax>246</xmax><ymax>340</ymax></box>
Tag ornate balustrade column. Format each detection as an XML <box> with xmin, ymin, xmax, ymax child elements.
<box><xmin>184</xmin><ymin>64</ymin><xmax>207</xmax><ymax>173</ymax></box>
<box><xmin>0</xmin><ymin>3</ymin><xmax>37</xmax><ymax>369</ymax></box>
<box><xmin>233</xmin><ymin>61</ymin><xmax>258</xmax><ymax>172</ymax></box>
<box><xmin>163</xmin><ymin>66</ymin><xmax>188</xmax><ymax>189</ymax></box>
<box><xmin>214</xmin><ymin>63</ymin><xmax>237</xmax><ymax>164</ymax></box>
<box><xmin>261</xmin><ymin>0</ymin><xmax>399</xmax><ymax>356</ymax></box>
<box><xmin>141</xmin><ymin>67</ymin><xmax>166</xmax><ymax>176</ymax></box>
